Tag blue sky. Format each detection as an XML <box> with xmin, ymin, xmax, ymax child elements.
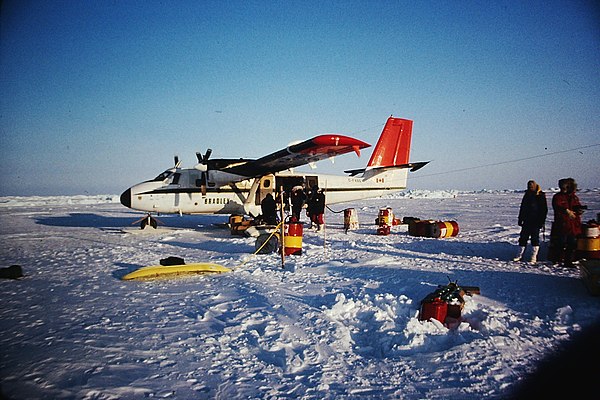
<box><xmin>1</xmin><ymin>0</ymin><xmax>599</xmax><ymax>196</ymax></box>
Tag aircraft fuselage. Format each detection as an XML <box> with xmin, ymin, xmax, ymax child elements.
<box><xmin>120</xmin><ymin>168</ymin><xmax>409</xmax><ymax>217</ymax></box>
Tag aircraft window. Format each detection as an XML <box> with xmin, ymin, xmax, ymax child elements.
<box><xmin>189</xmin><ymin>173</ymin><xmax>200</xmax><ymax>186</ymax></box>
<box><xmin>153</xmin><ymin>170</ymin><xmax>172</xmax><ymax>181</ymax></box>
<box><xmin>172</xmin><ymin>173</ymin><xmax>181</xmax><ymax>185</ymax></box>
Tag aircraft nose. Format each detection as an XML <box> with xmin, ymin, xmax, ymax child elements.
<box><xmin>120</xmin><ymin>188</ymin><xmax>131</xmax><ymax>208</ymax></box>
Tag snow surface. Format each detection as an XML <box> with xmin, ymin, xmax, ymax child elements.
<box><xmin>1</xmin><ymin>190</ymin><xmax>599</xmax><ymax>399</ymax></box>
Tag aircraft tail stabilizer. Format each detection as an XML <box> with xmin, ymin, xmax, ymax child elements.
<box><xmin>367</xmin><ymin>116</ymin><xmax>413</xmax><ymax>168</ymax></box>
<box><xmin>344</xmin><ymin>116</ymin><xmax>428</xmax><ymax>177</ymax></box>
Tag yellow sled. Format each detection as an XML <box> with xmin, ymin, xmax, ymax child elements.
<box><xmin>122</xmin><ymin>262</ymin><xmax>230</xmax><ymax>280</ymax></box>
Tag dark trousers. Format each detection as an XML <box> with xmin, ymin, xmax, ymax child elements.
<box><xmin>518</xmin><ymin>224</ymin><xmax>541</xmax><ymax>246</ymax></box>
<box><xmin>291</xmin><ymin>206</ymin><xmax>303</xmax><ymax>221</ymax></box>
<box><xmin>549</xmin><ymin>233</ymin><xmax>577</xmax><ymax>265</ymax></box>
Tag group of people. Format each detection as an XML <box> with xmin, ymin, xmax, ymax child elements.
<box><xmin>514</xmin><ymin>177</ymin><xmax>585</xmax><ymax>267</ymax></box>
<box><xmin>260</xmin><ymin>184</ymin><xmax>326</xmax><ymax>231</ymax></box>
<box><xmin>262</xmin><ymin>177</ymin><xmax>586</xmax><ymax>265</ymax></box>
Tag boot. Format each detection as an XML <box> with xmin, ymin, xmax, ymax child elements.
<box><xmin>530</xmin><ymin>246</ymin><xmax>539</xmax><ymax>264</ymax></box>
<box><xmin>513</xmin><ymin>246</ymin><xmax>525</xmax><ymax>262</ymax></box>
<box><xmin>563</xmin><ymin>250</ymin><xmax>574</xmax><ymax>268</ymax></box>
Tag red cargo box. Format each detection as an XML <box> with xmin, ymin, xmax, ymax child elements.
<box><xmin>419</xmin><ymin>299</ymin><xmax>448</xmax><ymax>323</ymax></box>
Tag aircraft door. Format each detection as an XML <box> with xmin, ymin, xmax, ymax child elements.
<box><xmin>256</xmin><ymin>175</ymin><xmax>275</xmax><ymax>205</ymax></box>
<box><xmin>306</xmin><ymin>176</ymin><xmax>318</xmax><ymax>191</ymax></box>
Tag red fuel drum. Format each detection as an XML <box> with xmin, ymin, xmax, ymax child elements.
<box><xmin>377</xmin><ymin>225</ymin><xmax>391</xmax><ymax>235</ymax></box>
<box><xmin>419</xmin><ymin>299</ymin><xmax>448</xmax><ymax>323</ymax></box>
<box><xmin>427</xmin><ymin>221</ymin><xmax>460</xmax><ymax>238</ymax></box>
<box><xmin>283</xmin><ymin>222</ymin><xmax>303</xmax><ymax>255</ymax></box>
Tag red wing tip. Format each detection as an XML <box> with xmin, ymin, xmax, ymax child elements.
<box><xmin>312</xmin><ymin>134</ymin><xmax>371</xmax><ymax>149</ymax></box>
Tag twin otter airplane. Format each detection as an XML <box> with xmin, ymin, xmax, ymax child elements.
<box><xmin>119</xmin><ymin>116</ymin><xmax>428</xmax><ymax>220</ymax></box>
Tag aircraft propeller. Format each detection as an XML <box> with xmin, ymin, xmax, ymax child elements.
<box><xmin>194</xmin><ymin>149</ymin><xmax>212</xmax><ymax>196</ymax></box>
<box><xmin>194</xmin><ymin>149</ymin><xmax>212</xmax><ymax>172</ymax></box>
<box><xmin>196</xmin><ymin>149</ymin><xmax>212</xmax><ymax>164</ymax></box>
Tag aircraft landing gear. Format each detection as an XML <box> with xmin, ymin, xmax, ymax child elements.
<box><xmin>133</xmin><ymin>214</ymin><xmax>159</xmax><ymax>229</ymax></box>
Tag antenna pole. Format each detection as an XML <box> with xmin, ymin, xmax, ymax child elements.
<box><xmin>323</xmin><ymin>184</ymin><xmax>327</xmax><ymax>255</ymax></box>
<box><xmin>279</xmin><ymin>186</ymin><xmax>285</xmax><ymax>269</ymax></box>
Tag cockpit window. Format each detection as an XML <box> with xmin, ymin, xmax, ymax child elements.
<box><xmin>152</xmin><ymin>170</ymin><xmax>181</xmax><ymax>185</ymax></box>
<box><xmin>153</xmin><ymin>170</ymin><xmax>173</xmax><ymax>181</ymax></box>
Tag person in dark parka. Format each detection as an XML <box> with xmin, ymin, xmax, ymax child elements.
<box><xmin>260</xmin><ymin>193</ymin><xmax>278</xmax><ymax>225</ymax></box>
<box><xmin>513</xmin><ymin>180</ymin><xmax>548</xmax><ymax>263</ymax></box>
<box><xmin>290</xmin><ymin>185</ymin><xmax>307</xmax><ymax>222</ymax></box>
<box><xmin>307</xmin><ymin>185</ymin><xmax>325</xmax><ymax>231</ymax></box>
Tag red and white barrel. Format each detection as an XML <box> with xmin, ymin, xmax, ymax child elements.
<box><xmin>283</xmin><ymin>222</ymin><xmax>303</xmax><ymax>255</ymax></box>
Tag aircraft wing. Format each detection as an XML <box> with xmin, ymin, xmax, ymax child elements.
<box><xmin>221</xmin><ymin>134</ymin><xmax>371</xmax><ymax>177</ymax></box>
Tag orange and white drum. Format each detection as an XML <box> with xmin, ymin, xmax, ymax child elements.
<box><xmin>344</xmin><ymin>208</ymin><xmax>360</xmax><ymax>231</ymax></box>
<box><xmin>424</xmin><ymin>221</ymin><xmax>460</xmax><ymax>238</ymax></box>
<box><xmin>377</xmin><ymin>208</ymin><xmax>394</xmax><ymax>226</ymax></box>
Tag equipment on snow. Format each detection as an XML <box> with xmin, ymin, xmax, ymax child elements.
<box><xmin>419</xmin><ymin>278</ymin><xmax>480</xmax><ymax>325</ymax></box>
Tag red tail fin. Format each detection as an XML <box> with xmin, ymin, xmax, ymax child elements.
<box><xmin>367</xmin><ymin>117</ymin><xmax>413</xmax><ymax>167</ymax></box>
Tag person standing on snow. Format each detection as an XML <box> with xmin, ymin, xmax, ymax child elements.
<box><xmin>290</xmin><ymin>185</ymin><xmax>307</xmax><ymax>222</ymax></box>
<box><xmin>550</xmin><ymin>177</ymin><xmax>584</xmax><ymax>267</ymax></box>
<box><xmin>513</xmin><ymin>180</ymin><xmax>548</xmax><ymax>263</ymax></box>
<box><xmin>307</xmin><ymin>186</ymin><xmax>326</xmax><ymax>231</ymax></box>
<box><xmin>260</xmin><ymin>193</ymin><xmax>278</xmax><ymax>225</ymax></box>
